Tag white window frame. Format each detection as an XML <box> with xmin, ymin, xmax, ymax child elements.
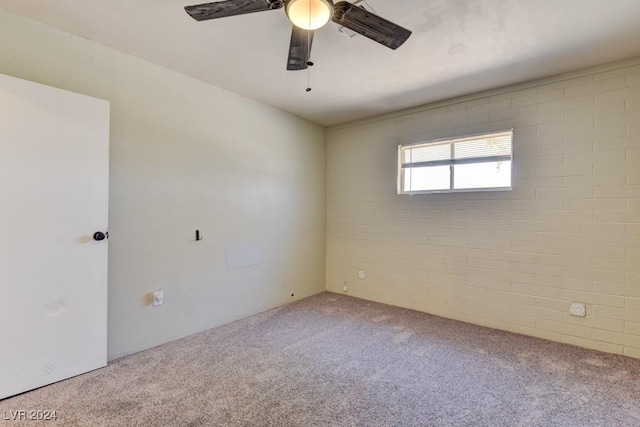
<box><xmin>397</xmin><ymin>130</ymin><xmax>513</xmax><ymax>195</ymax></box>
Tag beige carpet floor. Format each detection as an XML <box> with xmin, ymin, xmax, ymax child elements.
<box><xmin>2</xmin><ymin>292</ymin><xmax>640</xmax><ymax>426</ymax></box>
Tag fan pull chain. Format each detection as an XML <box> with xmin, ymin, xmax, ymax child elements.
<box><xmin>306</xmin><ymin>29</ymin><xmax>313</xmax><ymax>92</ymax></box>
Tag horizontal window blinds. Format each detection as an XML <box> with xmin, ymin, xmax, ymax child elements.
<box><xmin>398</xmin><ymin>130</ymin><xmax>513</xmax><ymax>194</ymax></box>
<box><xmin>401</xmin><ymin>131</ymin><xmax>512</xmax><ymax>168</ymax></box>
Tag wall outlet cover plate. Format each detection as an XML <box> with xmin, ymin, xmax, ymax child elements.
<box><xmin>153</xmin><ymin>290</ymin><xmax>164</xmax><ymax>306</ymax></box>
<box><xmin>569</xmin><ymin>302</ymin><xmax>586</xmax><ymax>317</ymax></box>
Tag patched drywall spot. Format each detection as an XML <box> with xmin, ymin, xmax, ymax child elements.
<box><xmin>44</xmin><ymin>300</ymin><xmax>67</xmax><ymax>317</ymax></box>
<box><xmin>226</xmin><ymin>241</ymin><xmax>261</xmax><ymax>269</ymax></box>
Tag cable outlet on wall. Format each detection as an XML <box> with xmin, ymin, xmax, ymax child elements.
<box><xmin>357</xmin><ymin>269</ymin><xmax>366</xmax><ymax>280</ymax></box>
<box><xmin>343</xmin><ymin>281</ymin><xmax>348</xmax><ymax>292</ymax></box>
<box><xmin>569</xmin><ymin>302</ymin><xmax>586</xmax><ymax>317</ymax></box>
<box><xmin>153</xmin><ymin>289</ymin><xmax>164</xmax><ymax>307</ymax></box>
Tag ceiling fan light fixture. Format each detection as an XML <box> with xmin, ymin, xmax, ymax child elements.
<box><xmin>286</xmin><ymin>0</ymin><xmax>333</xmax><ymax>31</ymax></box>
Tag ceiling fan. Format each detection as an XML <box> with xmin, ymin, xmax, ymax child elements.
<box><xmin>184</xmin><ymin>0</ymin><xmax>412</xmax><ymax>71</ymax></box>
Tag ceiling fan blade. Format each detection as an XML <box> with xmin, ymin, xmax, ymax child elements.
<box><xmin>287</xmin><ymin>26</ymin><xmax>314</xmax><ymax>71</ymax></box>
<box><xmin>332</xmin><ymin>1</ymin><xmax>411</xmax><ymax>50</ymax></box>
<box><xmin>185</xmin><ymin>0</ymin><xmax>284</xmax><ymax>21</ymax></box>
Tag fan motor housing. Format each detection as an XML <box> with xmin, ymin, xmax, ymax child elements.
<box><xmin>281</xmin><ymin>0</ymin><xmax>335</xmax><ymax>12</ymax></box>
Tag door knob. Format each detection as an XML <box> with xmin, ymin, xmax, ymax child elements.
<box><xmin>93</xmin><ymin>231</ymin><xmax>108</xmax><ymax>241</ymax></box>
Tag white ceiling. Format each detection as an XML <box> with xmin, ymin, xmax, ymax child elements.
<box><xmin>2</xmin><ymin>0</ymin><xmax>640</xmax><ymax>126</ymax></box>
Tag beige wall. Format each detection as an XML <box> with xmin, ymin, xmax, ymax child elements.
<box><xmin>327</xmin><ymin>58</ymin><xmax>640</xmax><ymax>358</ymax></box>
<box><xmin>0</xmin><ymin>9</ymin><xmax>326</xmax><ymax>360</ymax></box>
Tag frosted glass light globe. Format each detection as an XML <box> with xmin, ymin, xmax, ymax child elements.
<box><xmin>286</xmin><ymin>0</ymin><xmax>333</xmax><ymax>30</ymax></box>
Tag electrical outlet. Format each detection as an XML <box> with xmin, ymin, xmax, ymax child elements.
<box><xmin>357</xmin><ymin>269</ymin><xmax>366</xmax><ymax>280</ymax></box>
<box><xmin>569</xmin><ymin>302</ymin><xmax>586</xmax><ymax>317</ymax></box>
<box><xmin>153</xmin><ymin>290</ymin><xmax>164</xmax><ymax>306</ymax></box>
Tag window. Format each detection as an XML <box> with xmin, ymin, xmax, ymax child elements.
<box><xmin>398</xmin><ymin>130</ymin><xmax>513</xmax><ymax>194</ymax></box>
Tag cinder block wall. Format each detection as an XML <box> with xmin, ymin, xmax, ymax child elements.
<box><xmin>327</xmin><ymin>57</ymin><xmax>640</xmax><ymax>358</ymax></box>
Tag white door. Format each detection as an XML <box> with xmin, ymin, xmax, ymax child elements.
<box><xmin>0</xmin><ymin>73</ymin><xmax>109</xmax><ymax>400</ymax></box>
